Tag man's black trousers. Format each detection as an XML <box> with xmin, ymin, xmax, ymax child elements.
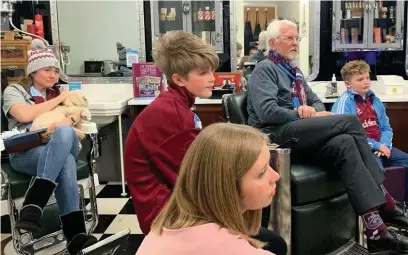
<box><xmin>266</xmin><ymin>114</ymin><xmax>386</xmax><ymax>215</ymax></box>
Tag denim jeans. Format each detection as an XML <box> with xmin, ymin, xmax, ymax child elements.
<box><xmin>9</xmin><ymin>126</ymin><xmax>80</xmax><ymax>215</ymax></box>
<box><xmin>375</xmin><ymin>147</ymin><xmax>408</xmax><ymax>201</ymax></box>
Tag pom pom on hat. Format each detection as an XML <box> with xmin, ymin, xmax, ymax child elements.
<box><xmin>31</xmin><ymin>38</ymin><xmax>47</xmax><ymax>50</ymax></box>
<box><xmin>27</xmin><ymin>39</ymin><xmax>60</xmax><ymax>75</ymax></box>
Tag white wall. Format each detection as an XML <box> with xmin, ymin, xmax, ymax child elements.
<box><xmin>57</xmin><ymin>1</ymin><xmax>142</xmax><ymax>75</ymax></box>
<box><xmin>275</xmin><ymin>1</ymin><xmax>299</xmax><ymax>20</ymax></box>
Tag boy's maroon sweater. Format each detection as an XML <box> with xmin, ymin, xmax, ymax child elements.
<box><xmin>124</xmin><ymin>82</ymin><xmax>200</xmax><ymax>234</ymax></box>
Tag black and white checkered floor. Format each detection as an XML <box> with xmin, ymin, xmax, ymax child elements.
<box><xmin>0</xmin><ymin>182</ymin><xmax>145</xmax><ymax>255</ymax></box>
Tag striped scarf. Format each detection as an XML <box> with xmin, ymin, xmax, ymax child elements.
<box><xmin>268</xmin><ymin>50</ymin><xmax>307</xmax><ymax>109</ymax></box>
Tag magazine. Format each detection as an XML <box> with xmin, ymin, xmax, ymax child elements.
<box><xmin>132</xmin><ymin>63</ymin><xmax>163</xmax><ymax>98</ymax></box>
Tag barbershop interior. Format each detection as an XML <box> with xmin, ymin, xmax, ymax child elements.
<box><xmin>1</xmin><ymin>0</ymin><xmax>408</xmax><ymax>254</ymax></box>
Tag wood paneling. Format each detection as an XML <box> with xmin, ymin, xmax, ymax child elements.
<box><xmin>129</xmin><ymin>104</ymin><xmax>224</xmax><ymax>129</ymax></box>
<box><xmin>385</xmin><ymin>102</ymin><xmax>408</xmax><ymax>153</ymax></box>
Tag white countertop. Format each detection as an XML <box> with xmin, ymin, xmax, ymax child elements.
<box><xmin>128</xmin><ymin>97</ymin><xmax>222</xmax><ymax>105</ymax></box>
<box><xmin>128</xmin><ymin>80</ymin><xmax>408</xmax><ymax>106</ymax></box>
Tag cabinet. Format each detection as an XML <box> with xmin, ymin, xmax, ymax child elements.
<box><xmin>151</xmin><ymin>1</ymin><xmax>224</xmax><ymax>53</ymax></box>
<box><xmin>332</xmin><ymin>0</ymin><xmax>405</xmax><ymax>51</ymax></box>
<box><xmin>384</xmin><ymin>103</ymin><xmax>408</xmax><ymax>153</ymax></box>
<box><xmin>1</xmin><ymin>39</ymin><xmax>30</xmax><ymax>84</ymax></box>
<box><xmin>192</xmin><ymin>104</ymin><xmax>224</xmax><ymax>127</ymax></box>
<box><xmin>129</xmin><ymin>104</ymin><xmax>224</xmax><ymax>128</ymax></box>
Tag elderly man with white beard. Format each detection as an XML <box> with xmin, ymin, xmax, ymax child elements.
<box><xmin>247</xmin><ymin>19</ymin><xmax>408</xmax><ymax>254</ymax></box>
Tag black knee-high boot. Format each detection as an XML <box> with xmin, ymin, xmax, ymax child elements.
<box><xmin>15</xmin><ymin>177</ymin><xmax>56</xmax><ymax>233</ymax></box>
<box><xmin>60</xmin><ymin>210</ymin><xmax>97</xmax><ymax>255</ymax></box>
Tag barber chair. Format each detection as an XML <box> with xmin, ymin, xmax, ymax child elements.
<box><xmin>222</xmin><ymin>92</ymin><xmax>363</xmax><ymax>255</ymax></box>
<box><xmin>383</xmin><ymin>166</ymin><xmax>406</xmax><ymax>203</ymax></box>
<box><xmin>0</xmin><ymin>95</ymin><xmax>130</xmax><ymax>254</ymax></box>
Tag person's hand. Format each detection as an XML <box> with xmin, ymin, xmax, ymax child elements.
<box><xmin>297</xmin><ymin>105</ymin><xmax>316</xmax><ymax>119</ymax></box>
<box><xmin>376</xmin><ymin>144</ymin><xmax>391</xmax><ymax>158</ymax></box>
<box><xmin>312</xmin><ymin>111</ymin><xmax>334</xmax><ymax>117</ymax></box>
<box><xmin>374</xmin><ymin>151</ymin><xmax>385</xmax><ymax>157</ymax></box>
<box><xmin>57</xmin><ymin>91</ymin><xmax>70</xmax><ymax>104</ymax></box>
<box><xmin>47</xmin><ymin>118</ymin><xmax>70</xmax><ymax>132</ymax></box>
<box><xmin>47</xmin><ymin>113</ymin><xmax>81</xmax><ymax>132</ymax></box>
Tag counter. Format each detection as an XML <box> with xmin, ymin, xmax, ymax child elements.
<box><xmin>128</xmin><ymin>81</ymin><xmax>408</xmax><ymax>106</ymax></box>
<box><xmin>128</xmin><ymin>80</ymin><xmax>408</xmax><ymax>152</ymax></box>
<box><xmin>128</xmin><ymin>97</ymin><xmax>222</xmax><ymax>105</ymax></box>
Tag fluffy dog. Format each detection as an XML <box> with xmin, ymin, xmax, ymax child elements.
<box><xmin>30</xmin><ymin>90</ymin><xmax>91</xmax><ymax>139</ymax></box>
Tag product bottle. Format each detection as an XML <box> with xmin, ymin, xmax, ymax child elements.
<box><xmin>345</xmin><ymin>3</ymin><xmax>351</xmax><ymax>19</ymax></box>
<box><xmin>389</xmin><ymin>6</ymin><xmax>394</xmax><ymax>19</ymax></box>
<box><xmin>331</xmin><ymin>74</ymin><xmax>338</xmax><ymax>95</ymax></box>
<box><xmin>34</xmin><ymin>14</ymin><xmax>44</xmax><ymax>38</ymax></box>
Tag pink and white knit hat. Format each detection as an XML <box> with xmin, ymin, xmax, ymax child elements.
<box><xmin>27</xmin><ymin>39</ymin><xmax>60</xmax><ymax>75</ymax></box>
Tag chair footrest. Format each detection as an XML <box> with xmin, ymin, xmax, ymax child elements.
<box><xmin>326</xmin><ymin>239</ymin><xmax>368</xmax><ymax>255</ymax></box>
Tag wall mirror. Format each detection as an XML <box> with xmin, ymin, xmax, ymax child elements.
<box><xmin>233</xmin><ymin>0</ymin><xmax>320</xmax><ymax>81</ymax></box>
<box><xmin>50</xmin><ymin>0</ymin><xmax>145</xmax><ymax>83</ymax></box>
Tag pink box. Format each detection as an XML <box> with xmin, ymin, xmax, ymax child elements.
<box><xmin>132</xmin><ymin>62</ymin><xmax>163</xmax><ymax>98</ymax></box>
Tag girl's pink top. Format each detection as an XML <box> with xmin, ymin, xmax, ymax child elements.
<box><xmin>136</xmin><ymin>223</ymin><xmax>274</xmax><ymax>255</ymax></box>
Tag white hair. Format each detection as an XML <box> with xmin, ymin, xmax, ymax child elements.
<box><xmin>257</xmin><ymin>31</ymin><xmax>268</xmax><ymax>51</ymax></box>
<box><xmin>266</xmin><ymin>19</ymin><xmax>297</xmax><ymax>41</ymax></box>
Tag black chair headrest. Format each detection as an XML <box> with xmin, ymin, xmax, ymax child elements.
<box><xmin>221</xmin><ymin>92</ymin><xmax>248</xmax><ymax>124</ymax></box>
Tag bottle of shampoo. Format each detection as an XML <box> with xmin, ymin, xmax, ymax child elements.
<box><xmin>331</xmin><ymin>74</ymin><xmax>338</xmax><ymax>95</ymax></box>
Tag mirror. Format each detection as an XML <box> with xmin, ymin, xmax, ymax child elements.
<box><xmin>406</xmin><ymin>13</ymin><xmax>408</xmax><ymax>77</ymax></box>
<box><xmin>50</xmin><ymin>0</ymin><xmax>145</xmax><ymax>81</ymax></box>
<box><xmin>234</xmin><ymin>0</ymin><xmax>320</xmax><ymax>81</ymax></box>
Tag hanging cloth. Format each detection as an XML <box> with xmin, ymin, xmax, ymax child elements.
<box><xmin>253</xmin><ymin>9</ymin><xmax>262</xmax><ymax>41</ymax></box>
<box><xmin>244</xmin><ymin>8</ymin><xmax>253</xmax><ymax>55</ymax></box>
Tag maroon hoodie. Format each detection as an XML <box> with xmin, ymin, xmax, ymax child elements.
<box><xmin>124</xmin><ymin>82</ymin><xmax>200</xmax><ymax>234</ymax></box>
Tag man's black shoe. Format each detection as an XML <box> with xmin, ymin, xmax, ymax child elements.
<box><xmin>381</xmin><ymin>204</ymin><xmax>408</xmax><ymax>230</ymax></box>
<box><xmin>367</xmin><ymin>229</ymin><xmax>408</xmax><ymax>254</ymax></box>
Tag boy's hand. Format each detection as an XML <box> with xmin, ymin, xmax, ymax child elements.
<box><xmin>374</xmin><ymin>151</ymin><xmax>385</xmax><ymax>157</ymax></box>
<box><xmin>376</xmin><ymin>144</ymin><xmax>391</xmax><ymax>158</ymax></box>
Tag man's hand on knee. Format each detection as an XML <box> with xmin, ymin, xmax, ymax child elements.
<box><xmin>312</xmin><ymin>111</ymin><xmax>334</xmax><ymax>118</ymax></box>
<box><xmin>297</xmin><ymin>105</ymin><xmax>316</xmax><ymax>119</ymax></box>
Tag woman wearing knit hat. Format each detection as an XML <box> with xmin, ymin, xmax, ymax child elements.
<box><xmin>2</xmin><ymin>39</ymin><xmax>97</xmax><ymax>254</ymax></box>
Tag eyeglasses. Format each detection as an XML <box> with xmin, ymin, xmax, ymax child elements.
<box><xmin>279</xmin><ymin>36</ymin><xmax>301</xmax><ymax>43</ymax></box>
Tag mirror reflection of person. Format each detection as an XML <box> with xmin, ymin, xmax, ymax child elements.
<box><xmin>252</xmin><ymin>31</ymin><xmax>268</xmax><ymax>62</ymax></box>
<box><xmin>248</xmin><ymin>47</ymin><xmax>258</xmax><ymax>56</ymax></box>
<box><xmin>237</xmin><ymin>42</ymin><xmax>243</xmax><ymax>65</ymax></box>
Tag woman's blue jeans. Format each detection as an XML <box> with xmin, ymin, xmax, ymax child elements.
<box><xmin>9</xmin><ymin>126</ymin><xmax>80</xmax><ymax>215</ymax></box>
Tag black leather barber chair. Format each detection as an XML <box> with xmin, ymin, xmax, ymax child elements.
<box><xmin>222</xmin><ymin>92</ymin><xmax>362</xmax><ymax>255</ymax></box>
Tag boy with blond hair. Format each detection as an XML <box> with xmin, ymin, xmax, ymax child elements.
<box><xmin>332</xmin><ymin>60</ymin><xmax>408</xmax><ymax>201</ymax></box>
<box><xmin>125</xmin><ymin>31</ymin><xmax>218</xmax><ymax>235</ymax></box>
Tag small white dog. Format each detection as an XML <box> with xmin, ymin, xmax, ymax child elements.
<box><xmin>30</xmin><ymin>90</ymin><xmax>91</xmax><ymax>139</ymax></box>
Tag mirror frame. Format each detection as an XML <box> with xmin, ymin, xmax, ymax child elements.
<box><xmin>49</xmin><ymin>0</ymin><xmax>146</xmax><ymax>84</ymax></box>
<box><xmin>230</xmin><ymin>1</ymin><xmax>237</xmax><ymax>72</ymax></box>
<box><xmin>406</xmin><ymin>10</ymin><xmax>408</xmax><ymax>77</ymax></box>
<box><xmin>306</xmin><ymin>0</ymin><xmax>320</xmax><ymax>81</ymax></box>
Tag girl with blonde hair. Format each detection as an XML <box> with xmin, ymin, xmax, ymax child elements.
<box><xmin>136</xmin><ymin>123</ymin><xmax>280</xmax><ymax>255</ymax></box>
